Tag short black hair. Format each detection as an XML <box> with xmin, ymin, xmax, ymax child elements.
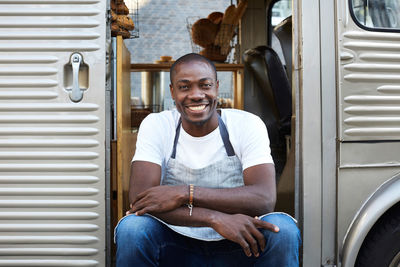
<box><xmin>170</xmin><ymin>53</ymin><xmax>217</xmax><ymax>84</ymax></box>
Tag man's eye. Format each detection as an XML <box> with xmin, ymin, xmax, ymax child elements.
<box><xmin>179</xmin><ymin>85</ymin><xmax>189</xmax><ymax>90</ymax></box>
<box><xmin>201</xmin><ymin>83</ymin><xmax>212</xmax><ymax>88</ymax></box>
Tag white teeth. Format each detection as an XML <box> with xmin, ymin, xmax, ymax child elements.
<box><xmin>188</xmin><ymin>105</ymin><xmax>206</xmax><ymax>111</ymax></box>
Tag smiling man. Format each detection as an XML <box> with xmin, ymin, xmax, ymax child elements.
<box><xmin>115</xmin><ymin>53</ymin><xmax>300</xmax><ymax>266</ymax></box>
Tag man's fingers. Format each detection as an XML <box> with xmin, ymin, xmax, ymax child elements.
<box><xmin>130</xmin><ymin>195</ymin><xmax>152</xmax><ymax>213</ymax></box>
<box><xmin>135</xmin><ymin>207</ymin><xmax>149</xmax><ymax>216</ymax></box>
<box><xmin>243</xmin><ymin>231</ymin><xmax>260</xmax><ymax>257</ymax></box>
<box><xmin>250</xmin><ymin>226</ymin><xmax>266</xmax><ymax>253</ymax></box>
<box><xmin>134</xmin><ymin>204</ymin><xmax>161</xmax><ymax>216</ymax></box>
<box><xmin>254</xmin><ymin>219</ymin><xmax>279</xmax><ymax>233</ymax></box>
<box><xmin>131</xmin><ymin>194</ymin><xmax>140</xmax><ymax>205</ymax></box>
<box><xmin>129</xmin><ymin>203</ymin><xmax>139</xmax><ymax>213</ymax></box>
<box><xmin>126</xmin><ymin>204</ymin><xmax>149</xmax><ymax>216</ymax></box>
<box><xmin>125</xmin><ymin>207</ymin><xmax>146</xmax><ymax>216</ymax></box>
<box><xmin>238</xmin><ymin>239</ymin><xmax>252</xmax><ymax>257</ymax></box>
<box><xmin>126</xmin><ymin>206</ymin><xmax>138</xmax><ymax>215</ymax></box>
<box><xmin>131</xmin><ymin>190</ymin><xmax>149</xmax><ymax>205</ymax></box>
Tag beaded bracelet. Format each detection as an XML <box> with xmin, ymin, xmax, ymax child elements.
<box><xmin>188</xmin><ymin>184</ymin><xmax>194</xmax><ymax>216</ymax></box>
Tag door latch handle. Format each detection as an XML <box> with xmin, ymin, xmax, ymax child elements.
<box><xmin>70</xmin><ymin>53</ymin><xmax>84</xmax><ymax>102</ymax></box>
<box><xmin>64</xmin><ymin>53</ymin><xmax>88</xmax><ymax>102</ymax></box>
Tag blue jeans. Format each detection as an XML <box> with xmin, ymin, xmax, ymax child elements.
<box><xmin>115</xmin><ymin>213</ymin><xmax>300</xmax><ymax>267</ymax></box>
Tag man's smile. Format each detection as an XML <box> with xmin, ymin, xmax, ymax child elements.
<box><xmin>186</xmin><ymin>104</ymin><xmax>208</xmax><ymax>112</ymax></box>
<box><xmin>184</xmin><ymin>101</ymin><xmax>212</xmax><ymax>113</ymax></box>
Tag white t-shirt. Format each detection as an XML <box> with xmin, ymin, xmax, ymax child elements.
<box><xmin>132</xmin><ymin>109</ymin><xmax>273</xmax><ymax>174</ymax></box>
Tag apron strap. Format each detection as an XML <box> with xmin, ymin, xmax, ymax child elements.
<box><xmin>218</xmin><ymin>115</ymin><xmax>235</xmax><ymax>157</ymax></box>
<box><xmin>170</xmin><ymin>118</ymin><xmax>182</xmax><ymax>159</ymax></box>
<box><xmin>170</xmin><ymin>114</ymin><xmax>235</xmax><ymax>159</ymax></box>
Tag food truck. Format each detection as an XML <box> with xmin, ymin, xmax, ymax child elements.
<box><xmin>0</xmin><ymin>0</ymin><xmax>399</xmax><ymax>266</ymax></box>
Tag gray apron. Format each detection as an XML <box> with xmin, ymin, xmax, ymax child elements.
<box><xmin>154</xmin><ymin>115</ymin><xmax>244</xmax><ymax>241</ymax></box>
<box><xmin>114</xmin><ymin>114</ymin><xmax>296</xmax><ymax>244</ymax></box>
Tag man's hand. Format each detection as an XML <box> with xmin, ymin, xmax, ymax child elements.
<box><xmin>211</xmin><ymin>213</ymin><xmax>279</xmax><ymax>257</ymax></box>
<box><xmin>127</xmin><ymin>185</ymin><xmax>187</xmax><ymax>215</ymax></box>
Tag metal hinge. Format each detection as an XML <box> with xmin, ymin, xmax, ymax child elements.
<box><xmin>106</xmin><ymin>9</ymin><xmax>111</xmax><ymax>23</ymax></box>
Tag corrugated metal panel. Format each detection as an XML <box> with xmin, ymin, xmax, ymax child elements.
<box><xmin>0</xmin><ymin>0</ymin><xmax>105</xmax><ymax>266</ymax></box>
<box><xmin>339</xmin><ymin>30</ymin><xmax>400</xmax><ymax>140</ymax></box>
<box><xmin>0</xmin><ymin>260</ymin><xmax>98</xmax><ymax>266</ymax></box>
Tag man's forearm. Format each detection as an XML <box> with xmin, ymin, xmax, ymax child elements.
<box><xmin>129</xmin><ymin>162</ymin><xmax>276</xmax><ymax>218</ymax></box>
<box><xmin>148</xmin><ymin>205</ymin><xmax>222</xmax><ymax>228</ymax></box>
<box><xmin>191</xmin><ymin>163</ymin><xmax>277</xmax><ymax>216</ymax></box>
<box><xmin>130</xmin><ymin>183</ymin><xmax>275</xmax><ymax>218</ymax></box>
<box><xmin>191</xmin><ymin>185</ymin><xmax>275</xmax><ymax>217</ymax></box>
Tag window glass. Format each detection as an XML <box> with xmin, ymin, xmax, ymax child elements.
<box><xmin>351</xmin><ymin>0</ymin><xmax>400</xmax><ymax>30</ymax></box>
<box><xmin>271</xmin><ymin>0</ymin><xmax>292</xmax><ymax>26</ymax></box>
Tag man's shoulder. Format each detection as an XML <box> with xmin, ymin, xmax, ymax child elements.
<box><xmin>141</xmin><ymin>109</ymin><xmax>180</xmax><ymax>128</ymax></box>
<box><xmin>222</xmin><ymin>109</ymin><xmax>267</xmax><ymax>140</ymax></box>
<box><xmin>222</xmin><ymin>109</ymin><xmax>261</xmax><ymax>124</ymax></box>
<box><xmin>133</xmin><ymin>110</ymin><xmax>179</xmax><ymax>164</ymax></box>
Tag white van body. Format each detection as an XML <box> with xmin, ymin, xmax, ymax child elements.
<box><xmin>0</xmin><ymin>1</ymin><xmax>107</xmax><ymax>266</ymax></box>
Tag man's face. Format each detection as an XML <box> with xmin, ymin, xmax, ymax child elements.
<box><xmin>170</xmin><ymin>61</ymin><xmax>219</xmax><ymax>127</ymax></box>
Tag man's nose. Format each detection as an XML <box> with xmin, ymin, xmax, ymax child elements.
<box><xmin>188</xmin><ymin>85</ymin><xmax>205</xmax><ymax>100</ymax></box>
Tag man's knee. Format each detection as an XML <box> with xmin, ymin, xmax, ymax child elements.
<box><xmin>256</xmin><ymin>213</ymin><xmax>300</xmax><ymax>266</ymax></box>
<box><xmin>115</xmin><ymin>215</ymin><xmax>170</xmax><ymax>265</ymax></box>
<box><xmin>115</xmin><ymin>214</ymin><xmax>163</xmax><ymax>245</ymax></box>
<box><xmin>261</xmin><ymin>213</ymin><xmax>301</xmax><ymax>245</ymax></box>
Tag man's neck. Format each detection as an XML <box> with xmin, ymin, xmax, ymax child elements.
<box><xmin>181</xmin><ymin>112</ymin><xmax>219</xmax><ymax>137</ymax></box>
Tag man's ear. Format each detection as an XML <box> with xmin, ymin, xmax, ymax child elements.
<box><xmin>169</xmin><ymin>84</ymin><xmax>174</xmax><ymax>100</ymax></box>
<box><xmin>216</xmin><ymin>80</ymin><xmax>219</xmax><ymax>94</ymax></box>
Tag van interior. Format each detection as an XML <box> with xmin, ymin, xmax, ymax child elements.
<box><xmin>109</xmin><ymin>0</ymin><xmax>297</xmax><ymax>264</ymax></box>
<box><xmin>110</xmin><ymin>0</ymin><xmax>296</xmax><ymax>237</ymax></box>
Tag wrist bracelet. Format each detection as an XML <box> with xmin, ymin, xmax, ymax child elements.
<box><xmin>188</xmin><ymin>184</ymin><xmax>194</xmax><ymax>216</ymax></box>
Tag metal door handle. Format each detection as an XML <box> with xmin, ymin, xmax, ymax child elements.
<box><xmin>70</xmin><ymin>53</ymin><xmax>84</xmax><ymax>102</ymax></box>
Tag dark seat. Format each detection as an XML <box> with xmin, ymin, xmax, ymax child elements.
<box><xmin>243</xmin><ymin>45</ymin><xmax>291</xmax><ymax>137</ymax></box>
<box><xmin>243</xmin><ymin>16</ymin><xmax>294</xmax><ymax>215</ymax></box>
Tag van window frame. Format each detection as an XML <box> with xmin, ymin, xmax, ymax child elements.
<box><xmin>267</xmin><ymin>0</ymin><xmax>292</xmax><ymax>45</ymax></box>
<box><xmin>349</xmin><ymin>0</ymin><xmax>400</xmax><ymax>33</ymax></box>
<box><xmin>267</xmin><ymin>0</ymin><xmax>279</xmax><ymax>45</ymax></box>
